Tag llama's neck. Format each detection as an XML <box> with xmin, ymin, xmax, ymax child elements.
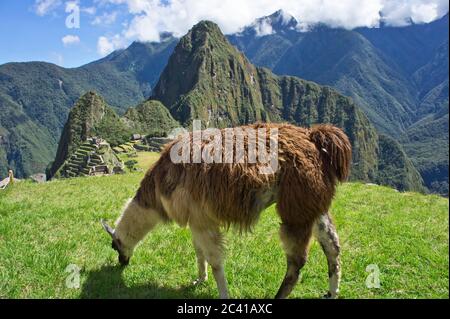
<box><xmin>114</xmin><ymin>198</ymin><xmax>161</xmax><ymax>252</ymax></box>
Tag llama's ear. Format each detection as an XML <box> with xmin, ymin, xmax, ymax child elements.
<box><xmin>101</xmin><ymin>219</ymin><xmax>115</xmax><ymax>238</ymax></box>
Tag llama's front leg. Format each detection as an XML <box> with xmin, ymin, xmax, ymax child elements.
<box><xmin>190</xmin><ymin>226</ymin><xmax>229</xmax><ymax>299</ymax></box>
<box><xmin>192</xmin><ymin>236</ymin><xmax>208</xmax><ymax>285</ymax></box>
<box><xmin>313</xmin><ymin>213</ymin><xmax>341</xmax><ymax>299</ymax></box>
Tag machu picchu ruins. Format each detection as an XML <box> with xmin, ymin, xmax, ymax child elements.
<box><xmin>53</xmin><ymin>138</ymin><xmax>124</xmax><ymax>178</ymax></box>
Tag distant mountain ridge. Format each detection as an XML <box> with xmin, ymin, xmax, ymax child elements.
<box><xmin>230</xmin><ymin>12</ymin><xmax>449</xmax><ymax>135</ymax></box>
<box><xmin>228</xmin><ymin>11</ymin><xmax>449</xmax><ymax>195</ymax></box>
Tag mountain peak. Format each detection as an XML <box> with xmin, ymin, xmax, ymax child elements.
<box><xmin>252</xmin><ymin>9</ymin><xmax>298</xmax><ymax>36</ymax></box>
<box><xmin>75</xmin><ymin>91</ymin><xmax>106</xmax><ymax>112</ymax></box>
<box><xmin>151</xmin><ymin>19</ymin><xmax>264</xmax><ymax>126</ymax></box>
<box><xmin>268</xmin><ymin>9</ymin><xmax>297</xmax><ymax>25</ymax></box>
<box><xmin>179</xmin><ymin>20</ymin><xmax>228</xmax><ymax>52</ymax></box>
<box><xmin>234</xmin><ymin>9</ymin><xmax>298</xmax><ymax>37</ymax></box>
<box><xmin>191</xmin><ymin>20</ymin><xmax>223</xmax><ymax>34</ymax></box>
<box><xmin>48</xmin><ymin>91</ymin><xmax>131</xmax><ymax>178</ymax></box>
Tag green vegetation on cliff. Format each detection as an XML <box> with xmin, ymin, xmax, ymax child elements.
<box><xmin>152</xmin><ymin>21</ymin><xmax>268</xmax><ymax>127</ymax></box>
<box><xmin>123</xmin><ymin>100</ymin><xmax>180</xmax><ymax>137</ymax></box>
<box><xmin>376</xmin><ymin>135</ymin><xmax>426</xmax><ymax>192</ymax></box>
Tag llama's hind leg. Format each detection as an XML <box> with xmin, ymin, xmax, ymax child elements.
<box><xmin>192</xmin><ymin>235</ymin><xmax>208</xmax><ymax>285</ymax></box>
<box><xmin>313</xmin><ymin>213</ymin><xmax>341</xmax><ymax>299</ymax></box>
<box><xmin>190</xmin><ymin>226</ymin><xmax>229</xmax><ymax>299</ymax></box>
<box><xmin>275</xmin><ymin>223</ymin><xmax>313</xmax><ymax>299</ymax></box>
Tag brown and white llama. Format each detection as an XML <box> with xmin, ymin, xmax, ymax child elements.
<box><xmin>101</xmin><ymin>122</ymin><xmax>352</xmax><ymax>299</ymax></box>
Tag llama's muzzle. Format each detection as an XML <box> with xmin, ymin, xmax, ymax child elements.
<box><xmin>101</xmin><ymin>219</ymin><xmax>130</xmax><ymax>266</ymax></box>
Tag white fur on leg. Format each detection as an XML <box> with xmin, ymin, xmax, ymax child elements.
<box><xmin>313</xmin><ymin>213</ymin><xmax>341</xmax><ymax>299</ymax></box>
<box><xmin>212</xmin><ymin>264</ymin><xmax>229</xmax><ymax>299</ymax></box>
<box><xmin>192</xmin><ymin>238</ymin><xmax>208</xmax><ymax>285</ymax></box>
<box><xmin>328</xmin><ymin>270</ymin><xmax>341</xmax><ymax>298</ymax></box>
<box><xmin>190</xmin><ymin>227</ymin><xmax>229</xmax><ymax>299</ymax></box>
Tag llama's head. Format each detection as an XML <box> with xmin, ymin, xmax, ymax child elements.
<box><xmin>101</xmin><ymin>198</ymin><xmax>161</xmax><ymax>266</ymax></box>
<box><xmin>101</xmin><ymin>219</ymin><xmax>131</xmax><ymax>266</ymax></box>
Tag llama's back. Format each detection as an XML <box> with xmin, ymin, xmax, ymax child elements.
<box><xmin>143</xmin><ymin>123</ymin><xmax>351</xmax><ymax>231</ymax></box>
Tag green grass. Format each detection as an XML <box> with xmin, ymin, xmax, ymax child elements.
<box><xmin>117</xmin><ymin>151</ymin><xmax>161</xmax><ymax>172</ymax></box>
<box><xmin>0</xmin><ymin>171</ymin><xmax>448</xmax><ymax>299</ymax></box>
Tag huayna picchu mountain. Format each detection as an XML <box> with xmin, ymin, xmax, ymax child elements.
<box><xmin>150</xmin><ymin>20</ymin><xmax>424</xmax><ymax>191</ymax></box>
<box><xmin>48</xmin><ymin>91</ymin><xmax>180</xmax><ymax>179</ymax></box>
<box><xmin>48</xmin><ymin>92</ymin><xmax>131</xmax><ymax>178</ymax></box>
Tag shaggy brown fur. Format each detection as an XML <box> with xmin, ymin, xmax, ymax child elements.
<box><xmin>107</xmin><ymin>122</ymin><xmax>351</xmax><ymax>299</ymax></box>
<box><xmin>136</xmin><ymin>123</ymin><xmax>350</xmax><ymax>230</ymax></box>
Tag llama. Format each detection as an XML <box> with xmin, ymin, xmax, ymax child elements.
<box><xmin>101</xmin><ymin>123</ymin><xmax>352</xmax><ymax>299</ymax></box>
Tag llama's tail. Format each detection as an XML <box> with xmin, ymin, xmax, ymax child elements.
<box><xmin>309</xmin><ymin>124</ymin><xmax>352</xmax><ymax>182</ymax></box>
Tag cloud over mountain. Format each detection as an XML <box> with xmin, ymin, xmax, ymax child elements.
<box><xmin>94</xmin><ymin>0</ymin><xmax>448</xmax><ymax>55</ymax></box>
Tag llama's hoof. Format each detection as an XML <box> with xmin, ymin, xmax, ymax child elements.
<box><xmin>322</xmin><ymin>292</ymin><xmax>338</xmax><ymax>299</ymax></box>
<box><xmin>192</xmin><ymin>278</ymin><xmax>207</xmax><ymax>286</ymax></box>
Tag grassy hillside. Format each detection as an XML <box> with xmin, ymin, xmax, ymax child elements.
<box><xmin>0</xmin><ymin>170</ymin><xmax>447</xmax><ymax>298</ymax></box>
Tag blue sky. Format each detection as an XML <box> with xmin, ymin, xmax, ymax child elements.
<box><xmin>0</xmin><ymin>1</ymin><xmax>127</xmax><ymax>67</ymax></box>
<box><xmin>0</xmin><ymin>0</ymin><xmax>448</xmax><ymax>68</ymax></box>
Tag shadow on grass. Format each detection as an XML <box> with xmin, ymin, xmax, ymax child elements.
<box><xmin>80</xmin><ymin>266</ymin><xmax>214</xmax><ymax>299</ymax></box>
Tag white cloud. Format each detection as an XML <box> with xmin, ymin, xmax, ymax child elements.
<box><xmin>95</xmin><ymin>0</ymin><xmax>448</xmax><ymax>56</ymax></box>
<box><xmin>97</xmin><ymin>35</ymin><xmax>126</xmax><ymax>56</ymax></box>
<box><xmin>92</xmin><ymin>11</ymin><xmax>118</xmax><ymax>25</ymax></box>
<box><xmin>65</xmin><ymin>0</ymin><xmax>79</xmax><ymax>12</ymax></box>
<box><xmin>82</xmin><ymin>7</ymin><xmax>97</xmax><ymax>15</ymax></box>
<box><xmin>255</xmin><ymin>20</ymin><xmax>274</xmax><ymax>37</ymax></box>
<box><xmin>381</xmin><ymin>0</ymin><xmax>448</xmax><ymax>26</ymax></box>
<box><xmin>34</xmin><ymin>0</ymin><xmax>62</xmax><ymax>16</ymax></box>
<box><xmin>97</xmin><ymin>36</ymin><xmax>114</xmax><ymax>56</ymax></box>
<box><xmin>62</xmin><ymin>35</ymin><xmax>80</xmax><ymax>46</ymax></box>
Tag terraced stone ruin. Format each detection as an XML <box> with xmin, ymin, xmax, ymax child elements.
<box><xmin>53</xmin><ymin>138</ymin><xmax>124</xmax><ymax>178</ymax></box>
